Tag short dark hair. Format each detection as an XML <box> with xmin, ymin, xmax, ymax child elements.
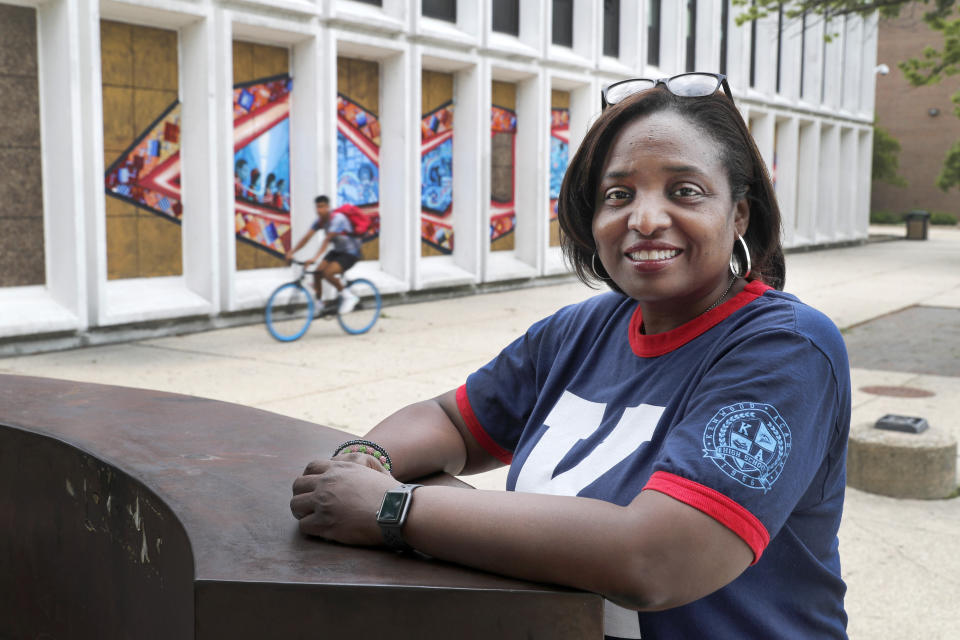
<box><xmin>557</xmin><ymin>87</ymin><xmax>785</xmax><ymax>293</ymax></box>
<box><xmin>315</xmin><ymin>195</ymin><xmax>330</xmax><ymax>205</ymax></box>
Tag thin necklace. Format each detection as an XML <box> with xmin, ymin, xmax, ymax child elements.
<box><xmin>639</xmin><ymin>276</ymin><xmax>739</xmax><ymax>334</ymax></box>
<box><xmin>705</xmin><ymin>275</ymin><xmax>738</xmax><ymax>313</ymax></box>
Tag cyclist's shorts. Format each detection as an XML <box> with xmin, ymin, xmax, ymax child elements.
<box><xmin>324</xmin><ymin>250</ymin><xmax>359</xmax><ymax>272</ymax></box>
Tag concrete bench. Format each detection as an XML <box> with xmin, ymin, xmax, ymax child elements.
<box><xmin>0</xmin><ymin>374</ymin><xmax>601</xmax><ymax>639</ymax></box>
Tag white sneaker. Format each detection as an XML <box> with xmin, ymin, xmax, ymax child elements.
<box><xmin>338</xmin><ymin>289</ymin><xmax>359</xmax><ymax>314</ymax></box>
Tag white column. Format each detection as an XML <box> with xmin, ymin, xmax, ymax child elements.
<box><xmin>774</xmin><ymin>116</ymin><xmax>799</xmax><ymax>247</ymax></box>
<box><xmin>180</xmin><ymin>14</ymin><xmax>220</xmax><ymax>309</ymax></box>
<box><xmin>378</xmin><ymin>47</ymin><xmax>415</xmax><ymax>288</ymax></box>
<box><xmin>839</xmin><ymin>126</ymin><xmax>857</xmax><ymax>238</ymax></box>
<box><xmin>857</xmin><ymin>128</ymin><xmax>872</xmax><ymax>238</ymax></box>
<box><xmin>407</xmin><ymin>45</ymin><xmax>425</xmax><ymax>288</ymax></box>
<box><xmin>822</xmin><ymin>18</ymin><xmax>843</xmax><ymax>109</ymax></box>
<box><xmin>778</xmin><ymin>12</ymin><xmax>802</xmax><ymax>101</ymax></box>
<box><xmin>695</xmin><ymin>0</ymin><xmax>719</xmax><ymax>72</ymax></box>
<box><xmin>659</xmin><ymin>0</ymin><xmax>684</xmax><ymax>74</ymax></box>
<box><xmin>842</xmin><ymin>17</ymin><xmax>862</xmax><ymax>112</ymax></box>
<box><xmin>452</xmin><ymin>61</ymin><xmax>484</xmax><ymax>280</ymax></box>
<box><xmin>749</xmin><ymin>109</ymin><xmax>775</xmax><ymax>182</ymax></box>
<box><xmin>726</xmin><ymin>1</ymin><xmax>752</xmax><ymax>95</ymax></box>
<box><xmin>816</xmin><ymin>123</ymin><xmax>840</xmax><ymax>241</ymax></box>
<box><xmin>514</xmin><ymin>70</ymin><xmax>547</xmax><ymax>272</ymax></box>
<box><xmin>37</xmin><ymin>0</ymin><xmax>100</xmax><ymax>329</ymax></box>
<box><xmin>794</xmin><ymin>119</ymin><xmax>820</xmax><ymax>245</ymax></box>
<box><xmin>859</xmin><ymin>12</ymin><xmax>879</xmax><ymax>117</ymax></box>
<box><xmin>801</xmin><ymin>13</ymin><xmax>823</xmax><ymax>104</ymax></box>
<box><xmin>289</xmin><ymin>27</ymin><xmax>324</xmax><ymax>279</ymax></box>
<box><xmin>753</xmin><ymin>12</ymin><xmax>778</xmax><ymax>96</ymax></box>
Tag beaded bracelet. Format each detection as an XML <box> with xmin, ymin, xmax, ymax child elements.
<box><xmin>332</xmin><ymin>439</ymin><xmax>393</xmax><ymax>472</ymax></box>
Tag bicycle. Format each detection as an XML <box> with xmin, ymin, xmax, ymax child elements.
<box><xmin>265</xmin><ymin>260</ymin><xmax>381</xmax><ymax>341</ymax></box>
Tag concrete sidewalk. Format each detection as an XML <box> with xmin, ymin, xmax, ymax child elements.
<box><xmin>3</xmin><ymin>224</ymin><xmax>959</xmax><ymax>638</ymax></box>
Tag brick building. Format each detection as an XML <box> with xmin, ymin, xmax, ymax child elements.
<box><xmin>872</xmin><ymin>7</ymin><xmax>960</xmax><ymax>217</ymax></box>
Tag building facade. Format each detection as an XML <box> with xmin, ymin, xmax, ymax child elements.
<box><xmin>0</xmin><ymin>0</ymin><xmax>878</xmax><ymax>346</ymax></box>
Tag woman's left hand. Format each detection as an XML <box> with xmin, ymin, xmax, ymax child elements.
<box><xmin>290</xmin><ymin>459</ymin><xmax>401</xmax><ymax>546</ymax></box>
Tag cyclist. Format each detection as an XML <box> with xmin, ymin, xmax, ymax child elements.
<box><xmin>286</xmin><ymin>195</ymin><xmax>361</xmax><ymax>314</ymax></box>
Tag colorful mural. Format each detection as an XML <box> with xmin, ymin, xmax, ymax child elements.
<box><xmin>106</xmin><ymin>75</ymin><xmax>295</xmax><ymax>260</ymax></box>
<box><xmin>490</xmin><ymin>105</ymin><xmax>517</xmax><ymax>246</ymax></box>
<box><xmin>105</xmin><ymin>102</ymin><xmax>184</xmax><ymax>224</ymax></box>
<box><xmin>421</xmin><ymin>101</ymin><xmax>454</xmax><ymax>254</ymax></box>
<box><xmin>549</xmin><ymin>107</ymin><xmax>570</xmax><ymax>247</ymax></box>
<box><xmin>336</xmin><ymin>92</ymin><xmax>381</xmax><ymax>241</ymax></box>
<box><xmin>549</xmin><ymin>108</ymin><xmax>569</xmax><ymax>221</ymax></box>
<box><xmin>233</xmin><ymin>74</ymin><xmax>292</xmax><ymax>257</ymax></box>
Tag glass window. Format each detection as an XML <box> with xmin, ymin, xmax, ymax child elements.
<box><xmin>603</xmin><ymin>0</ymin><xmax>620</xmax><ymax>58</ymax></box>
<box><xmin>685</xmin><ymin>0</ymin><xmax>697</xmax><ymax>72</ymax></box>
<box><xmin>492</xmin><ymin>0</ymin><xmax>520</xmax><ymax>36</ymax></box>
<box><xmin>800</xmin><ymin>12</ymin><xmax>807</xmax><ymax>97</ymax></box>
<box><xmin>775</xmin><ymin>5</ymin><xmax>784</xmax><ymax>93</ymax></box>
<box><xmin>422</xmin><ymin>0</ymin><xmax>456</xmax><ymax>23</ymax></box>
<box><xmin>647</xmin><ymin>0</ymin><xmax>661</xmax><ymax>67</ymax></box>
<box><xmin>719</xmin><ymin>0</ymin><xmax>729</xmax><ymax>75</ymax></box>
<box><xmin>749</xmin><ymin>0</ymin><xmax>757</xmax><ymax>87</ymax></box>
<box><xmin>552</xmin><ymin>0</ymin><xmax>573</xmax><ymax>47</ymax></box>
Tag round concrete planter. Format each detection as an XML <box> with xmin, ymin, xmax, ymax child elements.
<box><xmin>847</xmin><ymin>422</ymin><xmax>958</xmax><ymax>499</ymax></box>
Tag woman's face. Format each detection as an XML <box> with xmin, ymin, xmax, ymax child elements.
<box><xmin>592</xmin><ymin>110</ymin><xmax>749</xmax><ymax>310</ymax></box>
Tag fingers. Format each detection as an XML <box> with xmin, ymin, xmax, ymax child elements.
<box><xmin>302</xmin><ymin>459</ymin><xmax>332</xmax><ymax>476</ymax></box>
<box><xmin>292</xmin><ymin>474</ymin><xmax>319</xmax><ymax>496</ymax></box>
<box><xmin>290</xmin><ymin>492</ymin><xmax>314</xmax><ymax>519</ymax></box>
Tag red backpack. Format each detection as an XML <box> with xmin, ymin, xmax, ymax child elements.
<box><xmin>332</xmin><ymin>204</ymin><xmax>377</xmax><ymax>236</ymax></box>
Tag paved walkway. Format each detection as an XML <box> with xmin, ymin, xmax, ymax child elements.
<box><xmin>3</xmin><ymin>225</ymin><xmax>959</xmax><ymax>638</ymax></box>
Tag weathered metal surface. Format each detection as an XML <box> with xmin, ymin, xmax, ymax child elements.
<box><xmin>0</xmin><ymin>374</ymin><xmax>602</xmax><ymax>639</ymax></box>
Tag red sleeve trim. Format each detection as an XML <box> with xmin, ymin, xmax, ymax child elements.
<box><xmin>643</xmin><ymin>471</ymin><xmax>769</xmax><ymax>564</ymax></box>
<box><xmin>455</xmin><ymin>385</ymin><xmax>513</xmax><ymax>465</ymax></box>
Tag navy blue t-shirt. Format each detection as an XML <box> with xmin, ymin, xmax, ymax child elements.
<box><xmin>457</xmin><ymin>281</ymin><xmax>850</xmax><ymax>639</ymax></box>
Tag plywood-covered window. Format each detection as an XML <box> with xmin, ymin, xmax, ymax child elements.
<box><xmin>0</xmin><ymin>5</ymin><xmax>44</xmax><ymax>287</ymax></box>
<box><xmin>101</xmin><ymin>20</ymin><xmax>181</xmax><ymax>280</ymax></box>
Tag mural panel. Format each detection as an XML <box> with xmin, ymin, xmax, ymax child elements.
<box><xmin>337</xmin><ymin>57</ymin><xmax>380</xmax><ymax>261</ymax></box>
<box><xmin>490</xmin><ymin>105</ymin><xmax>517</xmax><ymax>251</ymax></box>
<box><xmin>549</xmin><ymin>107</ymin><xmax>569</xmax><ymax>248</ymax></box>
<box><xmin>421</xmin><ymin>102</ymin><xmax>454</xmax><ymax>255</ymax></box>
<box><xmin>233</xmin><ymin>75</ymin><xmax>292</xmax><ymax>260</ymax></box>
<box><xmin>234</xmin><ymin>41</ymin><xmax>290</xmax><ymax>270</ymax></box>
<box><xmin>421</xmin><ymin>70</ymin><xmax>455</xmax><ymax>257</ymax></box>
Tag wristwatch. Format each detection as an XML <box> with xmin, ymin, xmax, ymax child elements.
<box><xmin>376</xmin><ymin>484</ymin><xmax>423</xmax><ymax>553</ymax></box>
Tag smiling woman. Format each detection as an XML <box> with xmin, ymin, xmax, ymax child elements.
<box><xmin>290</xmin><ymin>79</ymin><xmax>852</xmax><ymax>640</ymax></box>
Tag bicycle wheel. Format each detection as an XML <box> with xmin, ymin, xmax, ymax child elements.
<box><xmin>265</xmin><ymin>282</ymin><xmax>315</xmax><ymax>342</ymax></box>
<box><xmin>337</xmin><ymin>278</ymin><xmax>381</xmax><ymax>335</ymax></box>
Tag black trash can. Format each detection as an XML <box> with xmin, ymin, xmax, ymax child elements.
<box><xmin>905</xmin><ymin>210</ymin><xmax>930</xmax><ymax>240</ymax></box>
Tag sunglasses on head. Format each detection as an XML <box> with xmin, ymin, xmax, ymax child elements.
<box><xmin>601</xmin><ymin>72</ymin><xmax>732</xmax><ymax>110</ymax></box>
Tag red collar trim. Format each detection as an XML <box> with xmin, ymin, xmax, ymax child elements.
<box><xmin>628</xmin><ymin>280</ymin><xmax>772</xmax><ymax>358</ymax></box>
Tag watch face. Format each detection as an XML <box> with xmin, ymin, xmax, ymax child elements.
<box><xmin>379</xmin><ymin>491</ymin><xmax>406</xmax><ymax>524</ymax></box>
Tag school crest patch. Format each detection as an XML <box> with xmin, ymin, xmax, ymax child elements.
<box><xmin>702</xmin><ymin>402</ymin><xmax>791</xmax><ymax>493</ymax></box>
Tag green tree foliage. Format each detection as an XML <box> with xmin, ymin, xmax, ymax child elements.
<box><xmin>735</xmin><ymin>0</ymin><xmax>960</xmax><ymax>190</ymax></box>
<box><xmin>872</xmin><ymin>125</ymin><xmax>908</xmax><ymax>186</ymax></box>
